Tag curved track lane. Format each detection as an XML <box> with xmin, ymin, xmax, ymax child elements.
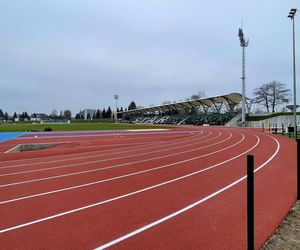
<box><xmin>0</xmin><ymin>127</ymin><xmax>296</xmax><ymax>249</ymax></box>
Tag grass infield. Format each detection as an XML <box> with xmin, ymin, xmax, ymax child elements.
<box><xmin>0</xmin><ymin>123</ymin><xmax>173</xmax><ymax>132</ymax></box>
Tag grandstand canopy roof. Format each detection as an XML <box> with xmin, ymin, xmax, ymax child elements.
<box><xmin>120</xmin><ymin>92</ymin><xmax>242</xmax><ymax>115</ymax></box>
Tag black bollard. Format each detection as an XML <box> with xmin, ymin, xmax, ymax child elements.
<box><xmin>297</xmin><ymin>139</ymin><xmax>300</xmax><ymax>200</ymax></box>
<box><xmin>247</xmin><ymin>155</ymin><xmax>254</xmax><ymax>250</ymax></box>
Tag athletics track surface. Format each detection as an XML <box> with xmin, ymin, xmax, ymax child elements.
<box><xmin>0</xmin><ymin>127</ymin><xmax>296</xmax><ymax>249</ymax></box>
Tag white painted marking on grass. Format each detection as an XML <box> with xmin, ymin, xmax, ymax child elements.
<box><xmin>95</xmin><ymin>134</ymin><xmax>280</xmax><ymax>249</ymax></box>
<box><xmin>0</xmin><ymin>132</ymin><xmax>256</xmax><ymax>233</ymax></box>
<box><xmin>0</xmin><ymin>131</ymin><xmax>230</xmax><ymax>187</ymax></box>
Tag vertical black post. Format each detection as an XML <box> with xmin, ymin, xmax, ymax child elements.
<box><xmin>282</xmin><ymin>124</ymin><xmax>284</xmax><ymax>136</ymax></box>
<box><xmin>268</xmin><ymin>124</ymin><xmax>270</xmax><ymax>133</ymax></box>
<box><xmin>262</xmin><ymin>123</ymin><xmax>264</xmax><ymax>132</ymax></box>
<box><xmin>297</xmin><ymin>140</ymin><xmax>300</xmax><ymax>200</ymax></box>
<box><xmin>247</xmin><ymin>155</ymin><xmax>254</xmax><ymax>250</ymax></box>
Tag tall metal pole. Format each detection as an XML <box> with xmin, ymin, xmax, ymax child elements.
<box><xmin>242</xmin><ymin>46</ymin><xmax>246</xmax><ymax>125</ymax></box>
<box><xmin>238</xmin><ymin>28</ymin><xmax>249</xmax><ymax>126</ymax></box>
<box><xmin>113</xmin><ymin>94</ymin><xmax>119</xmax><ymax>124</ymax></box>
<box><xmin>292</xmin><ymin>17</ymin><xmax>297</xmax><ymax>139</ymax></box>
<box><xmin>115</xmin><ymin>98</ymin><xmax>118</xmax><ymax>123</ymax></box>
<box><xmin>288</xmin><ymin>8</ymin><xmax>297</xmax><ymax>140</ymax></box>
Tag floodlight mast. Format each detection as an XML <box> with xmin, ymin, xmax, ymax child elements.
<box><xmin>288</xmin><ymin>8</ymin><xmax>297</xmax><ymax>139</ymax></box>
<box><xmin>238</xmin><ymin>28</ymin><xmax>249</xmax><ymax>125</ymax></box>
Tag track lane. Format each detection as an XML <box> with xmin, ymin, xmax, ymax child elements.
<box><xmin>0</xmin><ymin>130</ymin><xmax>213</xmax><ymax>174</ymax></box>
<box><xmin>0</xmin><ymin>130</ymin><xmax>204</xmax><ymax>166</ymax></box>
<box><xmin>0</xmin><ymin>128</ymin><xmax>296</xmax><ymax>250</ymax></box>
<box><xmin>0</xmin><ymin>130</ymin><xmax>230</xmax><ymax>186</ymax></box>
<box><xmin>0</xmin><ymin>130</ymin><xmax>257</xmax><ymax>231</ymax></box>
<box><xmin>0</xmin><ymin>130</ymin><xmax>235</xmax><ymax>201</ymax></box>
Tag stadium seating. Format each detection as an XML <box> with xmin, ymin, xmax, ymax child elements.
<box><xmin>120</xmin><ymin>112</ymin><xmax>237</xmax><ymax>126</ymax></box>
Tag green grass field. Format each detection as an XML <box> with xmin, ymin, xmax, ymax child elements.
<box><xmin>0</xmin><ymin>123</ymin><xmax>172</xmax><ymax>132</ymax></box>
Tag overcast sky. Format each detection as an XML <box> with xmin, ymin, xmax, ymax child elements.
<box><xmin>0</xmin><ymin>0</ymin><xmax>298</xmax><ymax>114</ymax></box>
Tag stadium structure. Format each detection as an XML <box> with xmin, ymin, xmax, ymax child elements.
<box><xmin>119</xmin><ymin>92</ymin><xmax>242</xmax><ymax>126</ymax></box>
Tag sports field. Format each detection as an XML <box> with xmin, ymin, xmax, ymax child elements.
<box><xmin>0</xmin><ymin>123</ymin><xmax>171</xmax><ymax>132</ymax></box>
<box><xmin>0</xmin><ymin>125</ymin><xmax>296</xmax><ymax>249</ymax></box>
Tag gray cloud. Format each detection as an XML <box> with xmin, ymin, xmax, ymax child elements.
<box><xmin>0</xmin><ymin>0</ymin><xmax>298</xmax><ymax>114</ymax></box>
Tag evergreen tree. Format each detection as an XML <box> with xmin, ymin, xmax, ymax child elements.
<box><xmin>96</xmin><ymin>109</ymin><xmax>101</xmax><ymax>119</ymax></box>
<box><xmin>64</xmin><ymin>110</ymin><xmax>72</xmax><ymax>119</ymax></box>
<box><xmin>102</xmin><ymin>108</ymin><xmax>106</xmax><ymax>118</ymax></box>
<box><xmin>13</xmin><ymin>112</ymin><xmax>17</xmax><ymax>119</ymax></box>
<box><xmin>24</xmin><ymin>111</ymin><xmax>29</xmax><ymax>119</ymax></box>
<box><xmin>0</xmin><ymin>109</ymin><xmax>4</xmax><ymax>118</ymax></box>
<box><xmin>86</xmin><ymin>113</ymin><xmax>91</xmax><ymax>120</ymax></box>
<box><xmin>107</xmin><ymin>106</ymin><xmax>112</xmax><ymax>118</ymax></box>
<box><xmin>128</xmin><ymin>101</ymin><xmax>137</xmax><ymax>110</ymax></box>
<box><xmin>4</xmin><ymin>112</ymin><xmax>9</xmax><ymax>120</ymax></box>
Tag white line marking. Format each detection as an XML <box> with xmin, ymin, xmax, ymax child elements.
<box><xmin>0</xmin><ymin>132</ymin><xmax>240</xmax><ymax>204</ymax></box>
<box><xmin>0</xmin><ymin>131</ymin><xmax>214</xmax><ymax>176</ymax></box>
<box><xmin>4</xmin><ymin>144</ymin><xmax>20</xmax><ymax>154</ymax></box>
<box><xmin>0</xmin><ymin>132</ymin><xmax>256</xmax><ymax>233</ymax></box>
<box><xmin>95</xmin><ymin>134</ymin><xmax>280</xmax><ymax>249</ymax></box>
<box><xmin>0</xmin><ymin>131</ymin><xmax>231</xmax><ymax>188</ymax></box>
<box><xmin>0</xmin><ymin>131</ymin><xmax>205</xmax><ymax>170</ymax></box>
<box><xmin>0</xmin><ymin>131</ymin><xmax>203</xmax><ymax>165</ymax></box>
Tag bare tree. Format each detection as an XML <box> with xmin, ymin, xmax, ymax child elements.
<box><xmin>50</xmin><ymin>109</ymin><xmax>58</xmax><ymax>118</ymax></box>
<box><xmin>245</xmin><ymin>98</ymin><xmax>255</xmax><ymax>114</ymax></box>
<box><xmin>253</xmin><ymin>81</ymin><xmax>290</xmax><ymax>113</ymax></box>
<box><xmin>190</xmin><ymin>90</ymin><xmax>206</xmax><ymax>100</ymax></box>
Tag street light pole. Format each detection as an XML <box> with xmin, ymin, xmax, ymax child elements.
<box><xmin>288</xmin><ymin>8</ymin><xmax>297</xmax><ymax>139</ymax></box>
<box><xmin>114</xmin><ymin>95</ymin><xmax>119</xmax><ymax>123</ymax></box>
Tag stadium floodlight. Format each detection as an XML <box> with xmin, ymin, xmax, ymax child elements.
<box><xmin>238</xmin><ymin>28</ymin><xmax>249</xmax><ymax>125</ymax></box>
<box><xmin>288</xmin><ymin>8</ymin><xmax>297</xmax><ymax>139</ymax></box>
<box><xmin>114</xmin><ymin>94</ymin><xmax>119</xmax><ymax>123</ymax></box>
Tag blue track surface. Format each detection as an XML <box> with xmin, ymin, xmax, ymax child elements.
<box><xmin>0</xmin><ymin>132</ymin><xmax>26</xmax><ymax>142</ymax></box>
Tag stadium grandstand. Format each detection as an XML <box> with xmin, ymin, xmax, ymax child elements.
<box><xmin>119</xmin><ymin>92</ymin><xmax>242</xmax><ymax>126</ymax></box>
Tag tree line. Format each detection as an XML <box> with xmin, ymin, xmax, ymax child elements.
<box><xmin>0</xmin><ymin>101</ymin><xmax>139</xmax><ymax>121</ymax></box>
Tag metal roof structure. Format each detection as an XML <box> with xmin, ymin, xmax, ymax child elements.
<box><xmin>120</xmin><ymin>92</ymin><xmax>242</xmax><ymax>115</ymax></box>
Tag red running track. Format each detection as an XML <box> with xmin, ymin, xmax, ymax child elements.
<box><xmin>0</xmin><ymin>127</ymin><xmax>296</xmax><ymax>249</ymax></box>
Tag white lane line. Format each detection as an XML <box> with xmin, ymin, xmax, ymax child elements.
<box><xmin>4</xmin><ymin>144</ymin><xmax>21</xmax><ymax>154</ymax></box>
<box><xmin>0</xmin><ymin>132</ymin><xmax>257</xmax><ymax>233</ymax></box>
<box><xmin>0</xmin><ymin>133</ymin><xmax>199</xmax><ymax>168</ymax></box>
<box><xmin>0</xmin><ymin>131</ymin><xmax>218</xmax><ymax>177</ymax></box>
<box><xmin>0</xmin><ymin>131</ymin><xmax>205</xmax><ymax>170</ymax></box>
<box><xmin>0</xmin><ymin>131</ymin><xmax>211</xmax><ymax>174</ymax></box>
<box><xmin>0</xmin><ymin>131</ymin><xmax>232</xmax><ymax>188</ymax></box>
<box><xmin>95</xmin><ymin>133</ymin><xmax>280</xmax><ymax>249</ymax></box>
<box><xmin>0</xmin><ymin>131</ymin><xmax>203</xmax><ymax>166</ymax></box>
<box><xmin>0</xmin><ymin>132</ymin><xmax>240</xmax><ymax>204</ymax></box>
